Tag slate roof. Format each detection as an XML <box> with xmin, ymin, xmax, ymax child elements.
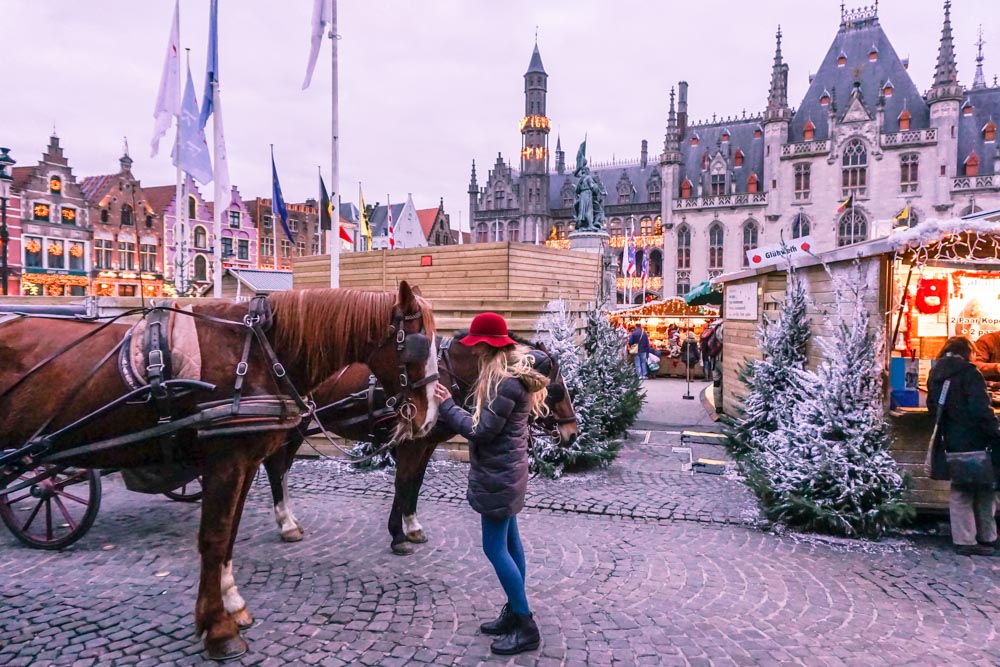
<box><xmin>790</xmin><ymin>20</ymin><xmax>928</xmax><ymax>142</ymax></box>
<box><xmin>957</xmin><ymin>86</ymin><xmax>1000</xmax><ymax>175</ymax></box>
<box><xmin>226</xmin><ymin>268</ymin><xmax>293</xmax><ymax>293</ymax></box>
<box><xmin>367</xmin><ymin>203</ymin><xmax>405</xmax><ymax>237</ymax></box>
<box><xmin>526</xmin><ymin>44</ymin><xmax>546</xmax><ymax>75</ymax></box>
<box><xmin>678</xmin><ymin>118</ymin><xmax>766</xmax><ymax>197</ymax></box>
<box><xmin>549</xmin><ymin>163</ymin><xmax>661</xmax><ymax>210</ymax></box>
<box><xmin>79</xmin><ymin>174</ymin><xmax>116</xmax><ymax>203</ymax></box>
<box><xmin>339</xmin><ymin>202</ymin><xmax>360</xmax><ymax>223</ymax></box>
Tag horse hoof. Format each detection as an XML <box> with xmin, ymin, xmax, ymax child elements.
<box><xmin>280</xmin><ymin>527</ymin><xmax>303</xmax><ymax>542</ymax></box>
<box><xmin>231</xmin><ymin>608</ymin><xmax>254</xmax><ymax>629</ymax></box>
<box><xmin>406</xmin><ymin>530</ymin><xmax>428</xmax><ymax>544</ymax></box>
<box><xmin>205</xmin><ymin>634</ymin><xmax>248</xmax><ymax>662</ymax></box>
<box><xmin>391</xmin><ymin>541</ymin><xmax>414</xmax><ymax>555</ymax></box>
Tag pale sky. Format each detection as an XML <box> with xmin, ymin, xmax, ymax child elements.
<box><xmin>2</xmin><ymin>1</ymin><xmax>998</xmax><ymax>230</ymax></box>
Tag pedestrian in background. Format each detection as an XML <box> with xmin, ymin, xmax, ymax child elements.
<box><xmin>627</xmin><ymin>323</ymin><xmax>651</xmax><ymax>379</ymax></box>
<box><xmin>434</xmin><ymin>312</ymin><xmax>549</xmax><ymax>654</ymax></box>
<box><xmin>926</xmin><ymin>336</ymin><xmax>999</xmax><ymax>556</ymax></box>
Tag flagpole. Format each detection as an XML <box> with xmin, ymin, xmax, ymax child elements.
<box><xmin>212</xmin><ymin>76</ymin><xmax>223</xmax><ymax>298</ymax></box>
<box><xmin>328</xmin><ymin>0</ymin><xmax>340</xmax><ymax>287</ymax></box>
<box><xmin>175</xmin><ymin>50</ymin><xmax>188</xmax><ymax>294</ymax></box>
<box><xmin>270</xmin><ymin>144</ymin><xmax>277</xmax><ymax>273</ymax></box>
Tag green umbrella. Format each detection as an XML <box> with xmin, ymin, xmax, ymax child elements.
<box><xmin>684</xmin><ymin>280</ymin><xmax>722</xmax><ymax>306</ymax></box>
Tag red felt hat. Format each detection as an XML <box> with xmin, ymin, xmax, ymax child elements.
<box><xmin>459</xmin><ymin>312</ymin><xmax>517</xmax><ymax>347</ymax></box>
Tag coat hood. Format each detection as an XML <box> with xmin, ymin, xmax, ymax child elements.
<box><xmin>515</xmin><ymin>368</ymin><xmax>548</xmax><ymax>393</ymax></box>
<box><xmin>930</xmin><ymin>354</ymin><xmax>975</xmax><ymax>381</ymax></box>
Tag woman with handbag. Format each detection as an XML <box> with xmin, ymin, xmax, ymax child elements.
<box><xmin>627</xmin><ymin>323</ymin><xmax>650</xmax><ymax>379</ymax></box>
<box><xmin>926</xmin><ymin>336</ymin><xmax>1000</xmax><ymax>556</ymax></box>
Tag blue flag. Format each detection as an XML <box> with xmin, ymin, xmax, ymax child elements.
<box><xmin>173</xmin><ymin>63</ymin><xmax>213</xmax><ymax>185</ymax></box>
<box><xmin>199</xmin><ymin>0</ymin><xmax>218</xmax><ymax>129</ymax></box>
<box><xmin>271</xmin><ymin>150</ymin><xmax>295</xmax><ymax>244</ymax></box>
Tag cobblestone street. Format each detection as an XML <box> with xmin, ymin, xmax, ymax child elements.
<box><xmin>2</xmin><ymin>381</ymin><xmax>1000</xmax><ymax>666</ymax></box>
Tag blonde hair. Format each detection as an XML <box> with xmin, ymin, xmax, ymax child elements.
<box><xmin>471</xmin><ymin>344</ymin><xmax>549</xmax><ymax>428</ymax></box>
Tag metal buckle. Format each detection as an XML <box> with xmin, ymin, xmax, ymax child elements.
<box><xmin>399</xmin><ymin>373</ymin><xmax>408</xmax><ymax>387</ymax></box>
<box><xmin>385</xmin><ymin>395</ymin><xmax>398</xmax><ymax>409</ymax></box>
<box><xmin>243</xmin><ymin>314</ymin><xmax>261</xmax><ymax>328</ymax></box>
<box><xmin>398</xmin><ymin>401</ymin><xmax>416</xmax><ymax>420</ymax></box>
<box><xmin>272</xmin><ymin>362</ymin><xmax>287</xmax><ymax>378</ymax></box>
<box><xmin>147</xmin><ymin>349</ymin><xmax>165</xmax><ymax>372</ymax></box>
<box><xmin>396</xmin><ymin>329</ymin><xmax>406</xmax><ymax>344</ymax></box>
<box><xmin>236</xmin><ymin>361</ymin><xmax>248</xmax><ymax>377</ymax></box>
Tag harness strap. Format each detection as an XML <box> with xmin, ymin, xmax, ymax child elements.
<box><xmin>145</xmin><ymin>308</ymin><xmax>178</xmax><ymax>464</ymax></box>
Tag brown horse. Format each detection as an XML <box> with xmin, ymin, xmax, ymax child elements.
<box><xmin>0</xmin><ymin>283</ymin><xmax>438</xmax><ymax>661</ymax></box>
<box><xmin>262</xmin><ymin>332</ymin><xmax>578</xmax><ymax>553</ymax></box>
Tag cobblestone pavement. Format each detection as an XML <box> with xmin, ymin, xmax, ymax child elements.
<box><xmin>2</xmin><ymin>430</ymin><xmax>1000</xmax><ymax>666</ymax></box>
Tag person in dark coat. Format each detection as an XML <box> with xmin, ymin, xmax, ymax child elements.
<box><xmin>434</xmin><ymin>312</ymin><xmax>548</xmax><ymax>655</ymax></box>
<box><xmin>627</xmin><ymin>323</ymin><xmax>651</xmax><ymax>379</ymax></box>
<box><xmin>926</xmin><ymin>336</ymin><xmax>1000</xmax><ymax>556</ymax></box>
<box><xmin>973</xmin><ymin>330</ymin><xmax>1000</xmax><ymax>380</ymax></box>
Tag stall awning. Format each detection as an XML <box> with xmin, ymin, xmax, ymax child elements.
<box><xmin>611</xmin><ymin>297</ymin><xmax>719</xmax><ymax>319</ymax></box>
<box><xmin>683</xmin><ymin>280</ymin><xmax>722</xmax><ymax>306</ymax></box>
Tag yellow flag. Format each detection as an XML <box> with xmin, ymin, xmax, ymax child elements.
<box><xmin>359</xmin><ymin>184</ymin><xmax>372</xmax><ymax>246</ymax></box>
<box><xmin>893</xmin><ymin>204</ymin><xmax>910</xmax><ymax>222</ymax></box>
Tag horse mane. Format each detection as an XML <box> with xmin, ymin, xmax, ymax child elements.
<box><xmin>269</xmin><ymin>289</ymin><xmax>396</xmax><ymax>387</ymax></box>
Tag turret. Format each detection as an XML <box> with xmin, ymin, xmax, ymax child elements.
<box><xmin>927</xmin><ymin>0</ymin><xmax>963</xmax><ymax>103</ymax></box>
<box><xmin>467</xmin><ymin>160</ymin><xmax>479</xmax><ymax>240</ymax></box>
<box><xmin>763</xmin><ymin>26</ymin><xmax>792</xmax><ymax>124</ymax></box>
<box><xmin>763</xmin><ymin>27</ymin><xmax>790</xmax><ymax>220</ymax></box>
<box><xmin>555</xmin><ymin>135</ymin><xmax>565</xmax><ymax>175</ymax></box>
<box><xmin>927</xmin><ymin>0</ymin><xmax>963</xmax><ymax>208</ymax></box>
<box><xmin>972</xmin><ymin>25</ymin><xmax>987</xmax><ymax>90</ymax></box>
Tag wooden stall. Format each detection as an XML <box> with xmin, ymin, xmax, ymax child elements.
<box><xmin>607</xmin><ymin>299</ymin><xmax>719</xmax><ymax>378</ymax></box>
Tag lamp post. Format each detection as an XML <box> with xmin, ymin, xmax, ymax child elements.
<box><xmin>0</xmin><ymin>148</ymin><xmax>16</xmax><ymax>296</ymax></box>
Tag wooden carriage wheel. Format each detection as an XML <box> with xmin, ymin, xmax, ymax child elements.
<box><xmin>0</xmin><ymin>466</ymin><xmax>102</xmax><ymax>550</ymax></box>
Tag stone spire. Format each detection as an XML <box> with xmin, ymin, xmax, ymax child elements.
<box><xmin>972</xmin><ymin>25</ymin><xmax>987</xmax><ymax>90</ymax></box>
<box><xmin>120</xmin><ymin>136</ymin><xmax>133</xmax><ymax>173</ymax></box>
<box><xmin>661</xmin><ymin>87</ymin><xmax>681</xmax><ymax>165</ymax></box>
<box><xmin>555</xmin><ymin>135</ymin><xmax>566</xmax><ymax>174</ymax></box>
<box><xmin>468</xmin><ymin>160</ymin><xmax>478</xmax><ymax>193</ymax></box>
<box><xmin>928</xmin><ymin>1</ymin><xmax>963</xmax><ymax>102</ymax></box>
<box><xmin>764</xmin><ymin>27</ymin><xmax>791</xmax><ymax>124</ymax></box>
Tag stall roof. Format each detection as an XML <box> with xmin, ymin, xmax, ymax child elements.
<box><xmin>226</xmin><ymin>269</ymin><xmax>293</xmax><ymax>293</ymax></box>
<box><xmin>713</xmin><ymin>209</ymin><xmax>1000</xmax><ymax>285</ymax></box>
<box><xmin>611</xmin><ymin>298</ymin><xmax>719</xmax><ymax>319</ymax></box>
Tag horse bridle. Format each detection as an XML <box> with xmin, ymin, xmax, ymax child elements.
<box><xmin>367</xmin><ymin>309</ymin><xmax>439</xmax><ymax>423</ymax></box>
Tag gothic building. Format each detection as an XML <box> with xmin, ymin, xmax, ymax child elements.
<box><xmin>469</xmin><ymin>3</ymin><xmax>1000</xmax><ymax>302</ymax></box>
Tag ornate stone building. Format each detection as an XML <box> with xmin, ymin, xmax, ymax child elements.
<box><xmin>470</xmin><ymin>3</ymin><xmax>1000</xmax><ymax>303</ymax></box>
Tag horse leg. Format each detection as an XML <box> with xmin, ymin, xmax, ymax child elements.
<box><xmin>221</xmin><ymin>463</ymin><xmax>260</xmax><ymax>630</ymax></box>
<box><xmin>388</xmin><ymin>442</ymin><xmax>417</xmax><ymax>555</ymax></box>
<box><xmin>403</xmin><ymin>441</ymin><xmax>437</xmax><ymax>544</ymax></box>
<box><xmin>195</xmin><ymin>458</ymin><xmax>250</xmax><ymax>661</ymax></box>
<box><xmin>264</xmin><ymin>438</ymin><xmax>303</xmax><ymax>542</ymax></box>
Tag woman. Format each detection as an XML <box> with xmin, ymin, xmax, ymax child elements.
<box><xmin>927</xmin><ymin>336</ymin><xmax>1000</xmax><ymax>556</ymax></box>
<box><xmin>433</xmin><ymin>312</ymin><xmax>548</xmax><ymax>655</ymax></box>
<box><xmin>627</xmin><ymin>323</ymin><xmax>651</xmax><ymax>379</ymax></box>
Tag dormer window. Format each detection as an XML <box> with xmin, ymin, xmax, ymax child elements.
<box><xmin>803</xmin><ymin>120</ymin><xmax>815</xmax><ymax>142</ymax></box>
<box><xmin>984</xmin><ymin>120</ymin><xmax>997</xmax><ymax>143</ymax></box>
<box><xmin>963</xmin><ymin>103</ymin><xmax>973</xmax><ymax>116</ymax></box>
<box><xmin>680</xmin><ymin>178</ymin><xmax>692</xmax><ymax>199</ymax></box>
<box><xmin>721</xmin><ymin>131</ymin><xmax>730</xmax><ymax>143</ymax></box>
<box><xmin>690</xmin><ymin>135</ymin><xmax>699</xmax><ymax>146</ymax></box>
<box><xmin>746</xmin><ymin>172</ymin><xmax>759</xmax><ymax>194</ymax></box>
<box><xmin>837</xmin><ymin>53</ymin><xmax>847</xmax><ymax>67</ymax></box>
<box><xmin>753</xmin><ymin>127</ymin><xmax>762</xmax><ymax>139</ymax></box>
<box><xmin>965</xmin><ymin>151</ymin><xmax>980</xmax><ymax>177</ymax></box>
<box><xmin>883</xmin><ymin>83</ymin><xmax>893</xmax><ymax>97</ymax></box>
<box><xmin>734</xmin><ymin>149</ymin><xmax>744</xmax><ymax>168</ymax></box>
<box><xmin>868</xmin><ymin>46</ymin><xmax>878</xmax><ymax>62</ymax></box>
<box><xmin>701</xmin><ymin>153</ymin><xmax>708</xmax><ymax>170</ymax></box>
<box><xmin>898</xmin><ymin>109</ymin><xmax>911</xmax><ymax>131</ymax></box>
<box><xmin>820</xmin><ymin>91</ymin><xmax>830</xmax><ymax>106</ymax></box>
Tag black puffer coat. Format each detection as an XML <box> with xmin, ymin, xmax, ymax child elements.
<box><xmin>439</xmin><ymin>372</ymin><xmax>545</xmax><ymax>519</ymax></box>
<box><xmin>926</xmin><ymin>354</ymin><xmax>1000</xmax><ymax>481</ymax></box>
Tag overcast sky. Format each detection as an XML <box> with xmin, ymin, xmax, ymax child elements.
<box><xmin>3</xmin><ymin>1</ymin><xmax>998</xmax><ymax>230</ymax></box>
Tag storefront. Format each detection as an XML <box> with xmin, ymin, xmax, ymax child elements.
<box><xmin>608</xmin><ymin>298</ymin><xmax>719</xmax><ymax>377</ymax></box>
<box><xmin>20</xmin><ymin>234</ymin><xmax>90</xmax><ymax>296</ymax></box>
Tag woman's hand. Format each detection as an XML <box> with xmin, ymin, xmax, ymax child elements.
<box><xmin>434</xmin><ymin>383</ymin><xmax>452</xmax><ymax>403</ymax></box>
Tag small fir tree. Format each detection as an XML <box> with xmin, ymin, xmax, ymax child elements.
<box><xmin>731</xmin><ymin>265</ymin><xmax>811</xmax><ymax>454</ymax></box>
<box><xmin>346</xmin><ymin>440</ymin><xmax>396</xmax><ymax>470</ymax></box>
<box><xmin>748</xmin><ymin>267</ymin><xmax>912</xmax><ymax>538</ymax></box>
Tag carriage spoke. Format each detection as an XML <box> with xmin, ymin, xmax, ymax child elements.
<box><xmin>45</xmin><ymin>499</ymin><xmax>54</xmax><ymax>540</ymax></box>
<box><xmin>53</xmin><ymin>470</ymin><xmax>88</xmax><ymax>490</ymax></box>
<box><xmin>55</xmin><ymin>489</ymin><xmax>89</xmax><ymax>506</ymax></box>
<box><xmin>4</xmin><ymin>492</ymin><xmax>31</xmax><ymax>505</ymax></box>
<box><xmin>53</xmin><ymin>496</ymin><xmax>77</xmax><ymax>531</ymax></box>
<box><xmin>19</xmin><ymin>499</ymin><xmax>43</xmax><ymax>533</ymax></box>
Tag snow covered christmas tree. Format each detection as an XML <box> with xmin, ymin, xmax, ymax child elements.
<box><xmin>750</xmin><ymin>266</ymin><xmax>912</xmax><ymax>538</ymax></box>
<box><xmin>732</xmin><ymin>265</ymin><xmax>811</xmax><ymax>453</ymax></box>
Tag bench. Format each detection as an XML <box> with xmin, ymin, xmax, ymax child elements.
<box><xmin>679</xmin><ymin>430</ymin><xmax>728</xmax><ymax>447</ymax></box>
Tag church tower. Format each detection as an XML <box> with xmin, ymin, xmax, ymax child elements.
<box><xmin>520</xmin><ymin>41</ymin><xmax>550</xmax><ymax>243</ymax></box>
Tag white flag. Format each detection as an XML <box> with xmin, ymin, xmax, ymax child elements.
<box><xmin>212</xmin><ymin>84</ymin><xmax>232</xmax><ymax>212</ymax></box>
<box><xmin>302</xmin><ymin>0</ymin><xmax>332</xmax><ymax>90</ymax></box>
<box><xmin>151</xmin><ymin>0</ymin><xmax>181</xmax><ymax>157</ymax></box>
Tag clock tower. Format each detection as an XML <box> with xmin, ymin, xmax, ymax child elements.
<box><xmin>520</xmin><ymin>42</ymin><xmax>550</xmax><ymax>243</ymax></box>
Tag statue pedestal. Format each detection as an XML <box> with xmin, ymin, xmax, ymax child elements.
<box><xmin>568</xmin><ymin>231</ymin><xmax>610</xmax><ymax>253</ymax></box>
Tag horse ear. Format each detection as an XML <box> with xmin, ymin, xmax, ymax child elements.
<box><xmin>398</xmin><ymin>280</ymin><xmax>416</xmax><ymax>309</ymax></box>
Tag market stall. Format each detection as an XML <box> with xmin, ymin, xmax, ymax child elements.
<box><xmin>608</xmin><ymin>298</ymin><xmax>719</xmax><ymax>378</ymax></box>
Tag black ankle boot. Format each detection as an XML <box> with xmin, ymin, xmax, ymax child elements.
<box><xmin>490</xmin><ymin>612</ymin><xmax>540</xmax><ymax>655</ymax></box>
<box><xmin>479</xmin><ymin>603</ymin><xmax>516</xmax><ymax>636</ymax></box>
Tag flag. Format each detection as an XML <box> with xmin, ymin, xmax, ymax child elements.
<box><xmin>321</xmin><ymin>176</ymin><xmax>352</xmax><ymax>243</ymax></box>
<box><xmin>620</xmin><ymin>232</ymin><xmax>628</xmax><ymax>275</ymax></box>
<box><xmin>302</xmin><ymin>0</ymin><xmax>332</xmax><ymax>90</ymax></box>
<box><xmin>626</xmin><ymin>228</ymin><xmax>637</xmax><ymax>277</ymax></box>
<box><xmin>172</xmin><ymin>63</ymin><xmax>213</xmax><ymax>184</ymax></box>
<box><xmin>359</xmin><ymin>184</ymin><xmax>372</xmax><ymax>247</ymax></box>
<box><xmin>151</xmin><ymin>0</ymin><xmax>180</xmax><ymax>157</ymax></box>
<box><xmin>387</xmin><ymin>198</ymin><xmax>396</xmax><ymax>249</ymax></box>
<box><xmin>212</xmin><ymin>75</ymin><xmax>232</xmax><ymax>212</ymax></box>
<box><xmin>641</xmin><ymin>247</ymin><xmax>649</xmax><ymax>281</ymax></box>
<box><xmin>837</xmin><ymin>194</ymin><xmax>854</xmax><ymax>213</ymax></box>
<box><xmin>893</xmin><ymin>204</ymin><xmax>911</xmax><ymax>228</ymax></box>
<box><xmin>271</xmin><ymin>149</ymin><xmax>294</xmax><ymax>244</ymax></box>
<box><xmin>199</xmin><ymin>0</ymin><xmax>219</xmax><ymax>129</ymax></box>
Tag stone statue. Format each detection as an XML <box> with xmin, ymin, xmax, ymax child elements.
<box><xmin>572</xmin><ymin>139</ymin><xmax>606</xmax><ymax>233</ymax></box>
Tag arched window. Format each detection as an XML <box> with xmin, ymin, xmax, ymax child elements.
<box><xmin>609</xmin><ymin>218</ymin><xmax>623</xmax><ymax>237</ymax></box>
<box><xmin>676</xmin><ymin>224</ymin><xmax>691</xmax><ymax>269</ymax></box>
<box><xmin>649</xmin><ymin>249</ymin><xmax>663</xmax><ymax>277</ymax></box>
<box><xmin>639</xmin><ymin>217</ymin><xmax>653</xmax><ymax>236</ymax></box>
<box><xmin>898</xmin><ymin>109</ymin><xmax>911</xmax><ymax>131</ymax></box>
<box><xmin>792</xmin><ymin>212</ymin><xmax>811</xmax><ymax>239</ymax></box>
<box><xmin>100</xmin><ymin>208</ymin><xmax>109</xmax><ymax>223</ymax></box>
<box><xmin>555</xmin><ymin>222</ymin><xmax>566</xmax><ymax>240</ymax></box>
<box><xmin>194</xmin><ymin>255</ymin><xmax>208</xmax><ymax>282</ymax></box>
<box><xmin>647</xmin><ymin>173</ymin><xmax>662</xmax><ymax>203</ymax></box>
<box><xmin>965</xmin><ymin>152</ymin><xmax>980</xmax><ymax>177</ymax></box>
<box><xmin>507</xmin><ymin>220</ymin><xmax>520</xmax><ymax>243</ymax></box>
<box><xmin>490</xmin><ymin>220</ymin><xmax>505</xmax><ymax>242</ymax></box>
<box><xmin>654</xmin><ymin>216</ymin><xmax>663</xmax><ymax>235</ymax></box>
<box><xmin>475</xmin><ymin>222</ymin><xmax>489</xmax><ymax>243</ymax></box>
<box><xmin>900</xmin><ymin>153</ymin><xmax>919</xmax><ymax>193</ymax></box>
<box><xmin>680</xmin><ymin>178</ymin><xmax>692</xmax><ymax>199</ymax></box>
<box><xmin>193</xmin><ymin>225</ymin><xmax>208</xmax><ymax>249</ymax></box>
<box><xmin>842</xmin><ymin>139</ymin><xmax>868</xmax><ymax>197</ymax></box>
<box><xmin>837</xmin><ymin>209</ymin><xmax>867</xmax><ymax>247</ymax></box>
<box><xmin>120</xmin><ymin>204</ymin><xmax>134</xmax><ymax>226</ymax></box>
<box><xmin>803</xmin><ymin>120</ymin><xmax>815</xmax><ymax>142</ymax></box>
<box><xmin>733</xmin><ymin>149</ymin><xmax>744</xmax><ymax>168</ymax></box>
<box><xmin>746</xmin><ymin>172</ymin><xmax>759</xmax><ymax>194</ymax></box>
<box><xmin>676</xmin><ymin>271</ymin><xmax>691</xmax><ymax>298</ymax></box>
<box><xmin>708</xmin><ymin>223</ymin><xmax>724</xmax><ymax>270</ymax></box>
<box><xmin>188</xmin><ymin>195</ymin><xmax>197</xmax><ymax>220</ymax></box>
<box><xmin>741</xmin><ymin>220</ymin><xmax>759</xmax><ymax>268</ymax></box>
<box><xmin>710</xmin><ymin>162</ymin><xmax>726</xmax><ymax>195</ymax></box>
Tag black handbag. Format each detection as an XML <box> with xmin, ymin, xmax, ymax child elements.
<box><xmin>945</xmin><ymin>450</ymin><xmax>995</xmax><ymax>487</ymax></box>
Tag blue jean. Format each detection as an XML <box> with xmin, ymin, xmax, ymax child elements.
<box><xmin>634</xmin><ymin>353</ymin><xmax>648</xmax><ymax>378</ymax></box>
<box><xmin>481</xmin><ymin>515</ymin><xmax>529</xmax><ymax>615</ymax></box>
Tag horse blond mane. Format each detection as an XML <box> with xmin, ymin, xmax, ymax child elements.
<box><xmin>269</xmin><ymin>288</ymin><xmax>397</xmax><ymax>387</ymax></box>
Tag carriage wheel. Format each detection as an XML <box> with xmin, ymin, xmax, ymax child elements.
<box><xmin>162</xmin><ymin>476</ymin><xmax>203</xmax><ymax>503</ymax></box>
<box><xmin>0</xmin><ymin>466</ymin><xmax>102</xmax><ymax>550</ymax></box>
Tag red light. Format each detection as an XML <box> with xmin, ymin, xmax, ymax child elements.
<box><xmin>420</xmin><ymin>255</ymin><xmax>432</xmax><ymax>266</ymax></box>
